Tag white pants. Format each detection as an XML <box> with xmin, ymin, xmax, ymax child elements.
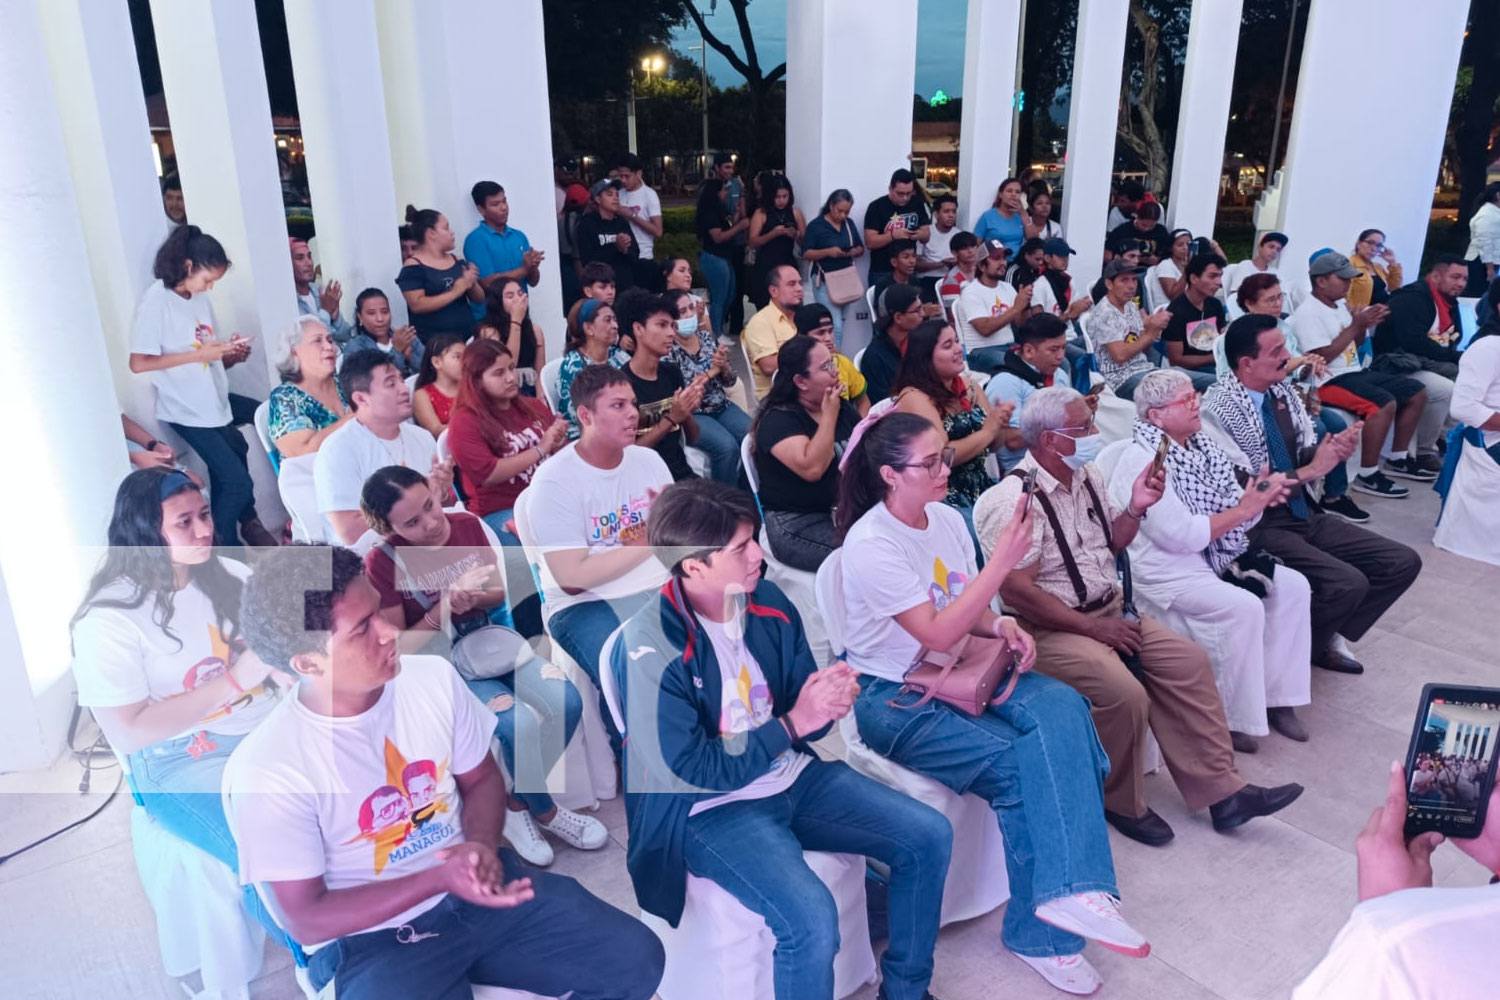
<box><xmin>1434</xmin><ymin>445</ymin><xmax>1500</xmax><ymax>568</ymax></box>
<box><xmin>1150</xmin><ymin>566</ymin><xmax>1313</xmax><ymax>735</ymax></box>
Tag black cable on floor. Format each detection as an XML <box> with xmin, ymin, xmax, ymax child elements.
<box><xmin>0</xmin><ymin>732</ymin><xmax>124</xmax><ymax>868</ymax></box>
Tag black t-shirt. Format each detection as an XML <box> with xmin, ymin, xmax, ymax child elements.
<box><xmin>395</xmin><ymin>259</ymin><xmax>476</xmax><ymax>344</ymax></box>
<box><xmin>873</xmin><ymin>275</ymin><xmax>939</xmax><ymax>307</ymax></box>
<box><xmin>1162</xmin><ymin>294</ymin><xmax>1227</xmax><ymax>360</ymax></box>
<box><xmin>575</xmin><ymin>212</ymin><xmax>640</xmax><ymax>289</ymax></box>
<box><xmin>625</xmin><ymin>361</ymin><xmax>694</xmax><ymax>481</ymax></box>
<box><xmin>697</xmin><ymin>199</ymin><xmax>739</xmax><ymax>260</ymax></box>
<box><xmin>863</xmin><ymin>196</ymin><xmax>931</xmax><ymax>274</ymax></box>
<box><xmin>754</xmin><ymin>404</ymin><xmax>860</xmax><ymax>512</ymax></box>
<box><xmin>1108</xmin><ymin>221</ymin><xmax>1173</xmax><ymax>263</ymax></box>
<box><xmin>860</xmin><ymin>331</ymin><xmax>904</xmax><ymax>404</ymax></box>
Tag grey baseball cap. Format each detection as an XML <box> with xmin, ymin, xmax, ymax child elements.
<box><xmin>1309</xmin><ymin>251</ymin><xmax>1359</xmax><ymax>279</ymax></box>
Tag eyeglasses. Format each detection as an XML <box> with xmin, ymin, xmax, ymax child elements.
<box><xmin>1052</xmin><ymin>420</ymin><xmax>1097</xmax><ymax>438</ymax></box>
<box><xmin>893</xmin><ymin>447</ymin><xmax>956</xmax><ymax>478</ymax></box>
<box><xmin>1156</xmin><ymin>393</ymin><xmax>1200</xmax><ymax>411</ymax></box>
<box><xmin>815</xmin><ymin>359</ymin><xmax>839</xmax><ymax>374</ymax></box>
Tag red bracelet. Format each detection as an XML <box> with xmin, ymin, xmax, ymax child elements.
<box><xmin>224</xmin><ymin>668</ymin><xmax>245</xmax><ymax>696</ymax></box>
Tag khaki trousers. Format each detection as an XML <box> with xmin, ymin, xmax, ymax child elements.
<box><xmin>1020</xmin><ymin>600</ymin><xmax>1243</xmax><ymax>818</ymax></box>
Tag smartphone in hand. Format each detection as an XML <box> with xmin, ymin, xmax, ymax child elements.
<box><xmin>1151</xmin><ymin>434</ymin><xmax>1170</xmax><ymax>479</ymax></box>
<box><xmin>1403</xmin><ymin>683</ymin><xmax>1500</xmax><ymax>840</ymax></box>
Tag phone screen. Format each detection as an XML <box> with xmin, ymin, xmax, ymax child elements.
<box><xmin>1404</xmin><ymin>683</ymin><xmax>1500</xmax><ymax>839</ymax></box>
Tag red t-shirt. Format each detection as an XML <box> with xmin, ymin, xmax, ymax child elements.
<box><xmin>363</xmin><ymin>511</ymin><xmax>498</xmax><ymax>633</ymax></box>
<box><xmin>446</xmin><ymin>395</ymin><xmax>553</xmax><ymax>516</ymax></box>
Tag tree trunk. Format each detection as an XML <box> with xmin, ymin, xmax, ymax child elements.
<box><xmin>1459</xmin><ymin>0</ymin><xmax>1500</xmax><ymax>227</ymax></box>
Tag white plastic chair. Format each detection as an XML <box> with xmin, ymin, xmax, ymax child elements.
<box><xmin>814</xmin><ymin>551</ymin><xmax>1011</xmax><ymax>925</ymax></box>
<box><xmin>252</xmin><ymin>399</ymin><xmax>274</xmax><ymax>456</ymax></box>
<box><xmin>404</xmin><ymin>373</ymin><xmax>419</xmax><ymax>396</ymax></box>
<box><xmin>539</xmin><ymin>357</ymin><xmax>564</xmax><ymax>414</ymax></box>
<box><xmin>511</xmin><ymin>488</ymin><xmax>620</xmax><ymax>809</ymax></box>
<box><xmin>951</xmin><ymin>295</ymin><xmax>972</xmax><ymax>359</ymax></box>
<box><xmin>851</xmin><ymin>346</ymin><xmax>867</xmax><ymax>372</ymax></box>
<box><xmin>598</xmin><ymin>627</ymin><xmax>878</xmax><ymax>1000</ymax></box>
<box><xmin>436</xmin><ymin>427</ymin><xmax>452</xmax><ymax>463</ymax></box>
<box><xmin>738</xmin><ymin>434</ymin><xmax>830</xmax><ymax>665</ymax></box>
<box><xmin>1093</xmin><ymin>385</ymin><xmax>1136</xmax><ymax>445</ymax></box>
<box><xmin>1140</xmin><ymin>265</ymin><xmax>1161</xmax><ymax>313</ymax></box>
<box><xmin>277</xmin><ymin>454</ymin><xmax>326</xmax><ymax>543</ymax></box>
<box><xmin>864</xmin><ymin>284</ymin><xmax>878</xmax><ymax>322</ymax></box>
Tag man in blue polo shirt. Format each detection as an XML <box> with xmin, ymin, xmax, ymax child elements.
<box><xmin>986</xmin><ymin>313</ymin><xmax>1081</xmax><ymax>471</ymax></box>
<box><xmin>463</xmin><ymin>180</ymin><xmax>543</xmax><ymax>317</ymax></box>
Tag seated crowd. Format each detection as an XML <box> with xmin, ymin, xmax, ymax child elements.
<box><xmin>92</xmin><ymin>163</ymin><xmax>1500</xmax><ymax>1000</ymax></box>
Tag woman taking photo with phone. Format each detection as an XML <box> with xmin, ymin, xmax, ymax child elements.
<box><xmin>835</xmin><ymin>411</ymin><xmax>1148</xmax><ymax>995</ymax></box>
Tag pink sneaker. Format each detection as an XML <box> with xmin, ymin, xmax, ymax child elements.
<box><xmin>1012</xmin><ymin>951</ymin><xmax>1103</xmax><ymax>996</ymax></box>
<box><xmin>1034</xmin><ymin>891</ymin><xmax>1150</xmax><ymax>958</ymax></box>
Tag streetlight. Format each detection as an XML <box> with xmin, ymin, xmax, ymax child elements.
<box><xmin>627</xmin><ymin>54</ymin><xmax>667</xmax><ymax>156</ymax></box>
<box><xmin>686</xmin><ymin>40</ymin><xmax>709</xmax><ymax>183</ymax></box>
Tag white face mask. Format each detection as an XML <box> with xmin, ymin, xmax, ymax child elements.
<box><xmin>1055</xmin><ymin>430</ymin><xmax>1103</xmax><ymax>470</ymax></box>
<box><xmin>676</xmin><ymin>316</ymin><xmax>699</xmax><ymax>336</ymax></box>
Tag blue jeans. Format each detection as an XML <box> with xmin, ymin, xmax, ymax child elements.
<box><xmin>695</xmin><ymin>403</ymin><xmax>752</xmax><ymax>484</ymax></box>
<box><xmin>1112</xmin><ymin>370</ymin><xmax>1150</xmax><ymax>401</ymax></box>
<box><xmin>1172</xmin><ymin>365</ymin><xmax>1218</xmax><ymax>392</ymax></box>
<box><xmin>1315</xmin><ymin>408</ymin><xmax>1350</xmax><ymax>499</ymax></box>
<box><xmin>682</xmin><ymin>760</ymin><xmax>950</xmax><ymax>1000</ymax></box>
<box><xmin>812</xmin><ymin>280</ymin><xmax>856</xmax><ymax>351</ymax></box>
<box><xmin>966</xmin><ymin>345</ymin><xmax>1012</xmax><ymax>375</ymax></box>
<box><xmin>129</xmin><ymin>731</ymin><xmax>299</xmax><ymax>952</ymax></box>
<box><xmin>306</xmin><ymin>849</ymin><xmax>664</xmax><ymax>1000</ymax></box>
<box><xmin>854</xmin><ymin>672</ymin><xmax>1118</xmax><ymax>958</ymax></box>
<box><xmin>465</xmin><ymin>655</ymin><xmax>582</xmax><ymax>816</ymax></box>
<box><xmin>547</xmin><ymin>591</ymin><xmax>656</xmax><ymax>756</ymax></box>
<box><xmin>168</xmin><ymin>392</ymin><xmax>260</xmax><ymax>547</ymax></box>
<box><xmin>698</xmin><ymin>251</ymin><xmax>736</xmax><ymax>337</ymax></box>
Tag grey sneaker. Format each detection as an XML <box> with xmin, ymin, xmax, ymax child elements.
<box><xmin>1352</xmin><ymin>471</ymin><xmax>1409</xmax><ymax>498</ymax></box>
<box><xmin>1383</xmin><ymin>456</ymin><xmax>1437</xmax><ymax>481</ymax></box>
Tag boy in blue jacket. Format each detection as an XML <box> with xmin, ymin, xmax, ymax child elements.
<box><xmin>611</xmin><ymin>479</ymin><xmax>953</xmax><ymax>1000</ymax></box>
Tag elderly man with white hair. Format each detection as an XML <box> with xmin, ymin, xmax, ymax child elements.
<box><xmin>974</xmin><ymin>386</ymin><xmax>1304</xmax><ymax>847</ymax></box>
<box><xmin>266</xmin><ymin>315</ymin><xmax>352</xmax><ymax>470</ymax></box>
<box><xmin>1107</xmin><ymin>369</ymin><xmax>1315</xmax><ymax>753</ymax></box>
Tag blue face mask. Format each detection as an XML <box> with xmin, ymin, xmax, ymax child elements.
<box><xmin>676</xmin><ymin>316</ymin><xmax>699</xmax><ymax>336</ymax></box>
<box><xmin>1056</xmin><ymin>430</ymin><xmax>1103</xmax><ymax>469</ymax></box>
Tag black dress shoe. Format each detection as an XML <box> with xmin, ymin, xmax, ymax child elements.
<box><xmin>1230</xmin><ymin>731</ymin><xmax>1259</xmax><ymax>754</ymax></box>
<box><xmin>1313</xmin><ymin>650</ymin><xmax>1364</xmax><ymax>674</ymax></box>
<box><xmin>1210</xmin><ymin>783</ymin><xmax>1304</xmax><ymax>832</ymax></box>
<box><xmin>1104</xmin><ymin>807</ymin><xmax>1175</xmax><ymax>846</ymax></box>
<box><xmin>1267</xmin><ymin>706</ymin><xmax>1310</xmax><ymax>742</ymax></box>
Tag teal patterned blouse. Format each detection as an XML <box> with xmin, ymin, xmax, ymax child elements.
<box><xmin>267</xmin><ymin>381</ymin><xmax>348</xmax><ymax>470</ymax></box>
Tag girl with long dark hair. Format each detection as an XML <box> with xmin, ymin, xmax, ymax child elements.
<box><xmin>892</xmin><ymin>319</ymin><xmax>1011</xmax><ymax>532</ymax></box>
<box><xmin>833</xmin><ymin>413</ymin><xmax>1146</xmax><ymax>994</ymax></box>
<box><xmin>129</xmin><ymin>226</ymin><xmax>275</xmax><ymax>547</ymax></box>
<box><xmin>695</xmin><ymin>177</ymin><xmax>749</xmax><ymax>336</ymax></box>
<box><xmin>747</xmin><ymin>175</ymin><xmax>806</xmax><ymax>310</ymax></box>
<box><xmin>446</xmin><ymin>339</ymin><xmax>567</xmax><ymax>538</ymax></box>
<box><xmin>343</xmin><ymin>287</ymin><xmax>423</xmax><ymax>378</ymax></box>
<box><xmin>71</xmin><ymin>467</ymin><xmax>287</xmax><ymax>936</ymax></box>
<box><xmin>750</xmin><ymin>335</ymin><xmax>859</xmax><ymax>570</ymax></box>
<box><xmin>802</xmin><ymin>188</ymin><xmax>865</xmax><ymax>347</ymax></box>
<box><xmin>358</xmin><ymin>465</ymin><xmax>605</xmax><ymax>865</ymax></box>
<box><xmin>476</xmin><ymin>275</ymin><xmax>546</xmax><ymax>380</ymax></box>
<box><xmin>411</xmin><ymin>332</ymin><xmax>465</xmax><ymax>436</ymax></box>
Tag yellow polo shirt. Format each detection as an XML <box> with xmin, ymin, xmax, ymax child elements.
<box><xmin>743</xmin><ymin>303</ymin><xmax>799</xmax><ymax>398</ymax></box>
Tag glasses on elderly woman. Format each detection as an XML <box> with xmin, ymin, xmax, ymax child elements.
<box><xmin>1155</xmin><ymin>392</ymin><xmax>1200</xmax><ymax>412</ymax></box>
<box><xmin>893</xmin><ymin>447</ymin><xmax>957</xmax><ymax>478</ymax></box>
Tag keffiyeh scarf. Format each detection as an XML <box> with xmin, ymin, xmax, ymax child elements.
<box><xmin>1132</xmin><ymin>419</ymin><xmax>1247</xmax><ymax>574</ymax></box>
<box><xmin>1201</xmin><ymin>371</ymin><xmax>1316</xmax><ymax>476</ymax></box>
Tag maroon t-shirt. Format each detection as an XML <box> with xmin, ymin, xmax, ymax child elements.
<box><xmin>446</xmin><ymin>396</ymin><xmax>553</xmax><ymax>517</ymax></box>
<box><xmin>364</xmin><ymin>512</ymin><xmax>498</xmax><ymax>633</ymax></box>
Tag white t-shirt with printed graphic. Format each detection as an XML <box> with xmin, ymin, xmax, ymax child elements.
<box><xmin>526</xmin><ymin>443</ymin><xmax>673</xmax><ymax>614</ymax></box>
<box><xmin>840</xmin><ymin>501</ymin><xmax>979</xmax><ymax>684</ymax></box>
<box><xmin>688</xmin><ymin>612</ymin><xmax>811</xmax><ymax>815</ymax></box>
<box><xmin>131</xmin><ymin>280</ymin><xmax>233</xmax><ymax>428</ymax></box>
<box><xmin>958</xmin><ymin>278</ymin><xmax>1021</xmax><ymax>352</ymax></box>
<box><xmin>72</xmin><ymin>559</ymin><xmax>278</xmax><ymax>739</ymax></box>
<box><xmin>223</xmin><ymin>655</ymin><xmax>493</xmax><ymax>947</ymax></box>
<box><xmin>1288</xmin><ymin>295</ymin><xmax>1361</xmax><ymax>384</ymax></box>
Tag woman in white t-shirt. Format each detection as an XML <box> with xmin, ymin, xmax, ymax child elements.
<box><xmin>833</xmin><ymin>411</ymin><xmax>1148</xmax><ymax>995</ymax></box>
<box><xmin>70</xmin><ymin>468</ymin><xmax>287</xmax><ymax>935</ymax></box>
<box><xmin>129</xmin><ymin>225</ymin><xmax>276</xmax><ymax>548</ymax></box>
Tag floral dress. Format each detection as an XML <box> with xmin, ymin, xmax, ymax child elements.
<box><xmin>941</xmin><ymin>382</ymin><xmax>996</xmax><ymax>509</ymax></box>
<box><xmin>668</xmin><ymin>328</ymin><xmax>735</xmax><ymax>416</ymax></box>
<box><xmin>558</xmin><ymin>347</ymin><xmax>630</xmax><ymax>438</ymax></box>
<box><xmin>267</xmin><ymin>381</ymin><xmax>347</xmax><ymax>469</ymax></box>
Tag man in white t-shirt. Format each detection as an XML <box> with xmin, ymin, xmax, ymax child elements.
<box><xmin>612</xmin><ymin>480</ymin><xmax>951</xmax><ymax>998</ymax></box>
<box><xmin>315</xmin><ymin>349</ymin><xmax>455</xmax><ymax>544</ymax></box>
<box><xmin>1224</xmin><ymin>231</ymin><xmax>1287</xmax><ymax>318</ymax></box>
<box><xmin>616</xmin><ymin>154</ymin><xmax>664</xmax><ymax>262</ymax></box>
<box><xmin>1294</xmin><ymin>763</ymin><xmax>1500</xmax><ymax>1000</ymax></box>
<box><xmin>225</xmin><ymin>545</ymin><xmax>664</xmax><ymax>999</ymax></box>
<box><xmin>917</xmin><ymin>193</ymin><xmax>960</xmax><ymax>297</ymax></box>
<box><xmin>524</xmin><ymin>364</ymin><xmax>673</xmax><ymax>750</ymax></box>
<box><xmin>1286</xmin><ymin>251</ymin><xmax>1431</xmax><ymax>497</ymax></box>
<box><xmin>958</xmin><ymin>238</ymin><xmax>1035</xmax><ymax>374</ymax></box>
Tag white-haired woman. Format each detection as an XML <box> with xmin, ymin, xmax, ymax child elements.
<box><xmin>266</xmin><ymin>316</ymin><xmax>351</xmax><ymax>470</ymax></box>
<box><xmin>1105</xmin><ymin>369</ymin><xmax>1313</xmax><ymax>752</ymax></box>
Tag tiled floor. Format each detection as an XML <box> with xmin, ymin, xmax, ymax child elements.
<box><xmin>2</xmin><ymin>487</ymin><xmax>1495</xmax><ymax>1000</ymax></box>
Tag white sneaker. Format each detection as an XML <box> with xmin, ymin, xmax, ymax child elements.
<box><xmin>541</xmin><ymin>806</ymin><xmax>609</xmax><ymax>851</ymax></box>
<box><xmin>1012</xmin><ymin>951</ymin><xmax>1103</xmax><ymax>996</ymax></box>
<box><xmin>504</xmin><ymin>807</ymin><xmax>554</xmax><ymax>867</ymax></box>
<box><xmin>1034</xmin><ymin>891</ymin><xmax>1150</xmax><ymax>958</ymax></box>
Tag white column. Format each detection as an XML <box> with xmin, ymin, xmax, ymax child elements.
<box><xmin>374</xmin><ymin>0</ymin><xmax>564</xmax><ymax>354</ymax></box>
<box><xmin>283</xmin><ymin>0</ymin><xmax>407</xmax><ymax>324</ymax></box>
<box><xmin>0</xmin><ymin>0</ymin><xmax>134</xmax><ymax>771</ymax></box>
<box><xmin>36</xmin><ymin>0</ymin><xmax>170</xmax><ymax>426</ymax></box>
<box><xmin>786</xmin><ymin>0</ymin><xmax>919</xmax><ymax>356</ymax></box>
<box><xmin>1275</xmin><ymin>0</ymin><xmax>1467</xmax><ymax>294</ymax></box>
<box><xmin>956</xmin><ymin>0</ymin><xmax>1023</xmax><ymax>229</ymax></box>
<box><xmin>1060</xmin><ymin>0</ymin><xmax>1131</xmax><ymax>293</ymax></box>
<box><xmin>1166</xmin><ymin>0</ymin><xmax>1244</xmax><ymax>236</ymax></box>
<box><xmin>1443</xmin><ymin>720</ymin><xmax>1457</xmax><ymax>756</ymax></box>
<box><xmin>150</xmin><ymin>0</ymin><xmax>300</xmax><ymax>393</ymax></box>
